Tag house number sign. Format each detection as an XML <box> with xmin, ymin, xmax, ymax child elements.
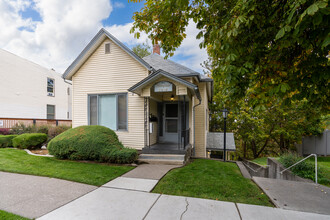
<box><xmin>154</xmin><ymin>81</ymin><xmax>173</xmax><ymax>92</ymax></box>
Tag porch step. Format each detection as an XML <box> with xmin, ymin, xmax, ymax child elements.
<box><xmin>139</xmin><ymin>154</ymin><xmax>186</xmax><ymax>165</ymax></box>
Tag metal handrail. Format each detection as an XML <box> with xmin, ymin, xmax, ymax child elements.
<box><xmin>280</xmin><ymin>154</ymin><xmax>318</xmax><ymax>184</ymax></box>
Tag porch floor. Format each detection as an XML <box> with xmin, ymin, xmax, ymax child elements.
<box><xmin>141</xmin><ymin>143</ymin><xmax>190</xmax><ymax>155</ymax></box>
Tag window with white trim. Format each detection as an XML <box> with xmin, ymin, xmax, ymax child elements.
<box><xmin>47</xmin><ymin>78</ymin><xmax>55</xmax><ymax>96</ymax></box>
<box><xmin>88</xmin><ymin>93</ymin><xmax>127</xmax><ymax>130</ymax></box>
<box><xmin>47</xmin><ymin>105</ymin><xmax>55</xmax><ymax>119</ymax></box>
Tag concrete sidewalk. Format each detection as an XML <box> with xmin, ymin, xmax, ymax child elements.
<box><xmin>38</xmin><ymin>164</ymin><xmax>330</xmax><ymax>220</ymax></box>
<box><xmin>38</xmin><ymin>187</ymin><xmax>330</xmax><ymax>220</ymax></box>
<box><xmin>0</xmin><ymin>171</ymin><xmax>96</xmax><ymax>219</ymax></box>
<box><xmin>2</xmin><ymin>166</ymin><xmax>330</xmax><ymax>220</ymax></box>
<box><xmin>253</xmin><ymin>177</ymin><xmax>330</xmax><ymax>215</ymax></box>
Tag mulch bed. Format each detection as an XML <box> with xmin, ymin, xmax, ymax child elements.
<box><xmin>30</xmin><ymin>149</ymin><xmax>49</xmax><ymax>155</ymax></box>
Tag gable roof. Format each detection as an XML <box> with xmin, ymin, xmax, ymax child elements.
<box><xmin>143</xmin><ymin>53</ymin><xmax>213</xmax><ymax>82</ymax></box>
<box><xmin>63</xmin><ymin>28</ymin><xmax>153</xmax><ymax>80</ymax></box>
<box><xmin>128</xmin><ymin>69</ymin><xmax>201</xmax><ymax>101</ymax></box>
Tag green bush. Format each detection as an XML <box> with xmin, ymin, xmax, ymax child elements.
<box><xmin>279</xmin><ymin>153</ymin><xmax>323</xmax><ymax>182</ymax></box>
<box><xmin>0</xmin><ymin>135</ymin><xmax>18</xmax><ymax>148</ymax></box>
<box><xmin>10</xmin><ymin>123</ymin><xmax>71</xmax><ymax>140</ymax></box>
<box><xmin>48</xmin><ymin>125</ymin><xmax>138</xmax><ymax>164</ymax></box>
<box><xmin>12</xmin><ymin>133</ymin><xmax>48</xmax><ymax>149</ymax></box>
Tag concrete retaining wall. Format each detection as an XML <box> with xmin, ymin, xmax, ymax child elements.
<box><xmin>239</xmin><ymin>158</ymin><xmax>314</xmax><ymax>183</ymax></box>
<box><xmin>242</xmin><ymin>159</ymin><xmax>268</xmax><ymax>178</ymax></box>
<box><xmin>267</xmin><ymin>158</ymin><xmax>313</xmax><ymax>183</ymax></box>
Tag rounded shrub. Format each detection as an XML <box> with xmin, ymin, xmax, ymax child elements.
<box><xmin>0</xmin><ymin>135</ymin><xmax>18</xmax><ymax>148</ymax></box>
<box><xmin>12</xmin><ymin>133</ymin><xmax>48</xmax><ymax>149</ymax></box>
<box><xmin>48</xmin><ymin>125</ymin><xmax>138</xmax><ymax>164</ymax></box>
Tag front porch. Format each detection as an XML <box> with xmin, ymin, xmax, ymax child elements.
<box><xmin>129</xmin><ymin>70</ymin><xmax>201</xmax><ymax>163</ymax></box>
<box><xmin>141</xmin><ymin>143</ymin><xmax>192</xmax><ymax>155</ymax></box>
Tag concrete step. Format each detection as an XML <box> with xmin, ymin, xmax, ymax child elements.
<box><xmin>139</xmin><ymin>154</ymin><xmax>185</xmax><ymax>165</ymax></box>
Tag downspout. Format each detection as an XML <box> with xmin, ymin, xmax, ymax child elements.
<box><xmin>193</xmin><ymin>88</ymin><xmax>202</xmax><ymax>157</ymax></box>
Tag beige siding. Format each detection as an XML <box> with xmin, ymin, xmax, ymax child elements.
<box><xmin>72</xmin><ymin>38</ymin><xmax>148</xmax><ymax>149</ymax></box>
<box><xmin>149</xmin><ymin>99</ymin><xmax>158</xmax><ymax>145</ymax></box>
<box><xmin>194</xmin><ymin>82</ymin><xmax>208</xmax><ymax>157</ymax></box>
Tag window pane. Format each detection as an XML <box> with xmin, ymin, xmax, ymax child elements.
<box><xmin>47</xmin><ymin>105</ymin><xmax>55</xmax><ymax>119</ymax></box>
<box><xmin>47</xmin><ymin>78</ymin><xmax>54</xmax><ymax>94</ymax></box>
<box><xmin>166</xmin><ymin>104</ymin><xmax>178</xmax><ymax>117</ymax></box>
<box><xmin>118</xmin><ymin>94</ymin><xmax>127</xmax><ymax>130</ymax></box>
<box><xmin>98</xmin><ymin>94</ymin><xmax>116</xmax><ymax>130</ymax></box>
<box><xmin>47</xmin><ymin>78</ymin><xmax>54</xmax><ymax>87</ymax></box>
<box><xmin>166</xmin><ymin>119</ymin><xmax>178</xmax><ymax>133</ymax></box>
<box><xmin>89</xmin><ymin>96</ymin><xmax>97</xmax><ymax>125</ymax></box>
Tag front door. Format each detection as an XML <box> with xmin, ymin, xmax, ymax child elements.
<box><xmin>161</xmin><ymin>103</ymin><xmax>179</xmax><ymax>143</ymax></box>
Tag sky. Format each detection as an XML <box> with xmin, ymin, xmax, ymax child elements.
<box><xmin>0</xmin><ymin>0</ymin><xmax>208</xmax><ymax>74</ymax></box>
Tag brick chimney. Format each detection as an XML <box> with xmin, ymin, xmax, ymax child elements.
<box><xmin>153</xmin><ymin>44</ymin><xmax>160</xmax><ymax>55</ymax></box>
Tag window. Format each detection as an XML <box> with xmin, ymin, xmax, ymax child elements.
<box><xmin>47</xmin><ymin>105</ymin><xmax>55</xmax><ymax>119</ymax></box>
<box><xmin>67</xmin><ymin>87</ymin><xmax>70</xmax><ymax>95</ymax></box>
<box><xmin>105</xmin><ymin>43</ymin><xmax>111</xmax><ymax>54</ymax></box>
<box><xmin>47</xmin><ymin>78</ymin><xmax>55</xmax><ymax>96</ymax></box>
<box><xmin>88</xmin><ymin>93</ymin><xmax>127</xmax><ymax>130</ymax></box>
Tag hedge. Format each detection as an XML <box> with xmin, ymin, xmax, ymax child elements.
<box><xmin>48</xmin><ymin>125</ymin><xmax>138</xmax><ymax>164</ymax></box>
<box><xmin>0</xmin><ymin>135</ymin><xmax>18</xmax><ymax>148</ymax></box>
<box><xmin>12</xmin><ymin>133</ymin><xmax>48</xmax><ymax>149</ymax></box>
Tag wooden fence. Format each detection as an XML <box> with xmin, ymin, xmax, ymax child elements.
<box><xmin>0</xmin><ymin>118</ymin><xmax>72</xmax><ymax>129</ymax></box>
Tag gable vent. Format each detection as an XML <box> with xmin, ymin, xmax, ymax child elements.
<box><xmin>105</xmin><ymin>43</ymin><xmax>111</xmax><ymax>54</ymax></box>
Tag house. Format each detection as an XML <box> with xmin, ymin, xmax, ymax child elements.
<box><xmin>63</xmin><ymin>28</ymin><xmax>213</xmax><ymax>158</ymax></box>
<box><xmin>0</xmin><ymin>48</ymin><xmax>72</xmax><ymax>129</ymax></box>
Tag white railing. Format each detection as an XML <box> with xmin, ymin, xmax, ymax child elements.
<box><xmin>280</xmin><ymin>154</ymin><xmax>318</xmax><ymax>184</ymax></box>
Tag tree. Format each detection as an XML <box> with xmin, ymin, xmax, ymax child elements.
<box><xmin>130</xmin><ymin>0</ymin><xmax>329</xmax><ymax>112</ymax></box>
<box><xmin>132</xmin><ymin>41</ymin><xmax>152</xmax><ymax>58</ymax></box>
<box><xmin>210</xmin><ymin>81</ymin><xmax>325</xmax><ymax>159</ymax></box>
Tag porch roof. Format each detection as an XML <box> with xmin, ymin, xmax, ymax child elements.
<box><xmin>128</xmin><ymin>69</ymin><xmax>201</xmax><ymax>101</ymax></box>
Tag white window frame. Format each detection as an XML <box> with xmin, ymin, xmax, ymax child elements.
<box><xmin>47</xmin><ymin>104</ymin><xmax>55</xmax><ymax>119</ymax></box>
<box><xmin>88</xmin><ymin>93</ymin><xmax>128</xmax><ymax>131</ymax></box>
<box><xmin>47</xmin><ymin>77</ymin><xmax>55</xmax><ymax>97</ymax></box>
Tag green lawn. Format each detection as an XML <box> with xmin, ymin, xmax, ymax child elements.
<box><xmin>0</xmin><ymin>210</ymin><xmax>30</xmax><ymax>220</ymax></box>
<box><xmin>0</xmin><ymin>148</ymin><xmax>134</xmax><ymax>186</ymax></box>
<box><xmin>152</xmin><ymin>159</ymin><xmax>273</xmax><ymax>206</ymax></box>
<box><xmin>252</xmin><ymin>157</ymin><xmax>268</xmax><ymax>166</ymax></box>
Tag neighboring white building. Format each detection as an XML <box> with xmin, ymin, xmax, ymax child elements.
<box><xmin>0</xmin><ymin>48</ymin><xmax>72</xmax><ymax>128</ymax></box>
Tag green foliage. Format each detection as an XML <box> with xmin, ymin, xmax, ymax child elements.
<box><xmin>132</xmin><ymin>41</ymin><xmax>152</xmax><ymax>58</ymax></box>
<box><xmin>12</xmin><ymin>133</ymin><xmax>48</xmax><ymax>149</ymax></box>
<box><xmin>153</xmin><ymin>159</ymin><xmax>272</xmax><ymax>206</ymax></box>
<box><xmin>0</xmin><ymin>210</ymin><xmax>30</xmax><ymax>220</ymax></box>
<box><xmin>48</xmin><ymin>125</ymin><xmax>138</xmax><ymax>164</ymax></box>
<box><xmin>130</xmin><ymin>0</ymin><xmax>329</xmax><ymax>112</ymax></box>
<box><xmin>100</xmin><ymin>148</ymin><xmax>138</xmax><ymax>164</ymax></box>
<box><xmin>279</xmin><ymin>153</ymin><xmax>317</xmax><ymax>181</ymax></box>
<box><xmin>0</xmin><ymin>148</ymin><xmax>134</xmax><ymax>186</ymax></box>
<box><xmin>10</xmin><ymin>123</ymin><xmax>70</xmax><ymax>140</ymax></box>
<box><xmin>0</xmin><ymin>135</ymin><xmax>18</xmax><ymax>148</ymax></box>
<box><xmin>210</xmin><ymin>74</ymin><xmax>325</xmax><ymax>159</ymax></box>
